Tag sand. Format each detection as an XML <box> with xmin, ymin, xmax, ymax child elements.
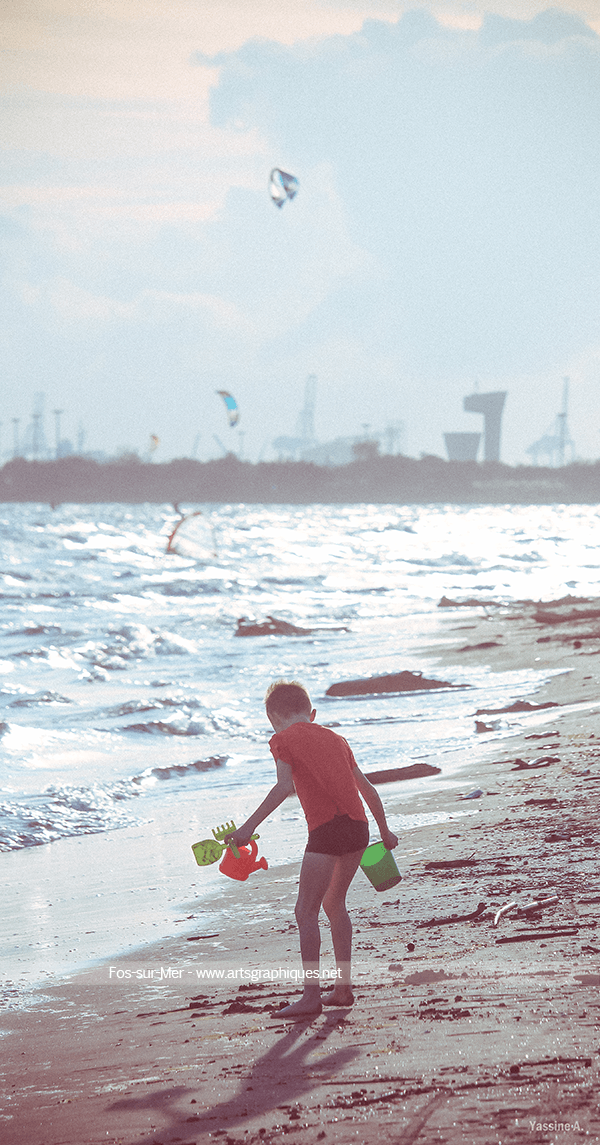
<box><xmin>1</xmin><ymin>597</ymin><xmax>599</xmax><ymax>1144</ymax></box>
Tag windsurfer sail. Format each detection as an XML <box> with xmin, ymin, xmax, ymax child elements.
<box><xmin>166</xmin><ymin>510</ymin><xmax>217</xmax><ymax>559</ymax></box>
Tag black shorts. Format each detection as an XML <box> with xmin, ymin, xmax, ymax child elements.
<box><xmin>305</xmin><ymin>814</ymin><xmax>369</xmax><ymax>857</ymax></box>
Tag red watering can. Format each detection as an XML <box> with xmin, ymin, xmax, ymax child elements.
<box><xmin>219</xmin><ymin>839</ymin><xmax>268</xmax><ymax>881</ymax></box>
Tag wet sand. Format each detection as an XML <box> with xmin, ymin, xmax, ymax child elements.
<box><xmin>2</xmin><ymin>597</ymin><xmax>599</xmax><ymax>1144</ymax></box>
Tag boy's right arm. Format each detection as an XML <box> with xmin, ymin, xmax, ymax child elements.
<box><xmin>224</xmin><ymin>759</ymin><xmax>295</xmax><ymax>848</ymax></box>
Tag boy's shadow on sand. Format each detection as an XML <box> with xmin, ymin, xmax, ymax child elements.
<box><xmin>108</xmin><ymin>1009</ymin><xmax>360</xmax><ymax>1141</ymax></box>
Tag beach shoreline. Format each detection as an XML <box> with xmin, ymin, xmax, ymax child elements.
<box><xmin>2</xmin><ymin>597</ymin><xmax>599</xmax><ymax>1144</ymax></box>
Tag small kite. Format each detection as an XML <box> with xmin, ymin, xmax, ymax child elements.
<box><xmin>216</xmin><ymin>390</ymin><xmax>239</xmax><ymax>427</ymax></box>
<box><xmin>149</xmin><ymin>434</ymin><xmax>159</xmax><ymax>453</ymax></box>
<box><xmin>269</xmin><ymin>168</ymin><xmax>299</xmax><ymax>209</ymax></box>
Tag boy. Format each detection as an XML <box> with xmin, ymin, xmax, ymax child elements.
<box><xmin>225</xmin><ymin>679</ymin><xmax>398</xmax><ymax>1016</ymax></box>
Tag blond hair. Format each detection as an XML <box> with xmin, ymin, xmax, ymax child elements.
<box><xmin>265</xmin><ymin>679</ymin><xmax>312</xmax><ymax>719</ymax></box>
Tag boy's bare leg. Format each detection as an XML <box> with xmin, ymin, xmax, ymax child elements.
<box><xmin>322</xmin><ymin>849</ymin><xmax>363</xmax><ymax>1005</ymax></box>
<box><xmin>278</xmin><ymin>852</ymin><xmax>337</xmax><ymax>1017</ymax></box>
<box><xmin>278</xmin><ymin>849</ymin><xmax>363</xmax><ymax>1015</ymax></box>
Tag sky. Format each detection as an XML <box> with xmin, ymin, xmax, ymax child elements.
<box><xmin>1</xmin><ymin>1</ymin><xmax>600</xmax><ymax>466</ymax></box>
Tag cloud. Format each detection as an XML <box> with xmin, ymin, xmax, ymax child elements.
<box><xmin>1</xmin><ymin>5</ymin><xmax>600</xmax><ymax>464</ymax></box>
<box><xmin>205</xmin><ymin>12</ymin><xmax>600</xmax><ymax>366</ymax></box>
<box><xmin>14</xmin><ymin>276</ymin><xmax>251</xmax><ymax>331</ymax></box>
<box><xmin>0</xmin><ymin>0</ymin><xmax>381</xmax><ymax>101</ymax></box>
<box><xmin>194</xmin><ymin>8</ymin><xmax>600</xmax><ymax>459</ymax></box>
<box><xmin>0</xmin><ymin>89</ymin><xmax>268</xmax><ymax>247</ymax></box>
<box><xmin>318</xmin><ymin>3</ymin><xmax>600</xmax><ymax>36</ymax></box>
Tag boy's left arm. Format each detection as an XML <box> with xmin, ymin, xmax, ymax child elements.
<box><xmin>353</xmin><ymin>767</ymin><xmax>398</xmax><ymax>851</ymax></box>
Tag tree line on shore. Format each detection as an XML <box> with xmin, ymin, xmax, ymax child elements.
<box><xmin>2</xmin><ymin>453</ymin><xmax>600</xmax><ymax>504</ymax></box>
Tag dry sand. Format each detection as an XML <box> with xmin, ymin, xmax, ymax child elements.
<box><xmin>1</xmin><ymin>597</ymin><xmax>599</xmax><ymax>1144</ymax></box>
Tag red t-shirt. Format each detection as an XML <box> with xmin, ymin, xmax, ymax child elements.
<box><xmin>269</xmin><ymin>721</ymin><xmax>367</xmax><ymax>832</ymax></box>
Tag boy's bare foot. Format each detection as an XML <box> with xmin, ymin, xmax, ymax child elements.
<box><xmin>276</xmin><ymin>998</ymin><xmax>323</xmax><ymax>1017</ymax></box>
<box><xmin>321</xmin><ymin>987</ymin><xmax>355</xmax><ymax>1006</ymax></box>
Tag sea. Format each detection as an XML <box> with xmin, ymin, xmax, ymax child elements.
<box><xmin>1</xmin><ymin>500</ymin><xmax>598</xmax><ymax>1003</ymax></box>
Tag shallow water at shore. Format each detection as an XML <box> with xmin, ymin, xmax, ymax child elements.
<box><xmin>1</xmin><ymin>500</ymin><xmax>598</xmax><ymax>995</ymax></box>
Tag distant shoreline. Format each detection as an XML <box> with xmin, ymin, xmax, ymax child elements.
<box><xmin>2</xmin><ymin>454</ymin><xmax>600</xmax><ymax>505</ymax></box>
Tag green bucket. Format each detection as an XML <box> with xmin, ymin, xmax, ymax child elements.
<box><xmin>360</xmin><ymin>842</ymin><xmax>402</xmax><ymax>892</ymax></box>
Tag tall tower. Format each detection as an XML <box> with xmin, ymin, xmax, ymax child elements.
<box><xmin>463</xmin><ymin>391</ymin><xmax>507</xmax><ymax>462</ymax></box>
<box><xmin>26</xmin><ymin>392</ymin><xmax>49</xmax><ymax>459</ymax></box>
<box><xmin>295</xmin><ymin>375</ymin><xmax>317</xmax><ymax>444</ymax></box>
<box><xmin>556</xmin><ymin>377</ymin><xmax>570</xmax><ymax>468</ymax></box>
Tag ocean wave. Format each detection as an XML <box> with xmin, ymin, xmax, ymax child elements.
<box><xmin>0</xmin><ymin>570</ymin><xmax>33</xmax><ymax>581</ymax></box>
<box><xmin>74</xmin><ymin>624</ymin><xmax>198</xmax><ymax>673</ymax></box>
<box><xmin>0</xmin><ymin>786</ymin><xmax>145</xmax><ymax>850</ymax></box>
<box><xmin>261</xmin><ymin>575</ymin><xmax>326</xmax><ymax>586</ymax></box>
<box><xmin>103</xmin><ymin>696</ymin><xmax>205</xmax><ymax>717</ymax></box>
<box><xmin>121</xmin><ymin>717</ymin><xmax>209</xmax><ymax>735</ymax></box>
<box><xmin>0</xmin><ymin>755</ymin><xmax>227</xmax><ymax>850</ymax></box>
<box><xmin>403</xmin><ymin>553</ymin><xmax>479</xmax><ymax>568</ymax></box>
<box><xmin>0</xmin><ymin>590</ymin><xmax>78</xmax><ymax>600</ymax></box>
<box><xmin>6</xmin><ymin>624</ymin><xmax>62</xmax><ymax>636</ymax></box>
<box><xmin>119</xmin><ymin>705</ymin><xmax>253</xmax><ymax>738</ymax></box>
<box><xmin>132</xmin><ymin>756</ymin><xmax>226</xmax><ymax>782</ymax></box>
<box><xmin>8</xmin><ymin>691</ymin><xmax>73</xmax><ymax>707</ymax></box>
<box><xmin>145</xmin><ymin>580</ymin><xmax>226</xmax><ymax>597</ymax></box>
<box><xmin>61</xmin><ymin>549</ymin><xmax>100</xmax><ymax>561</ymax></box>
